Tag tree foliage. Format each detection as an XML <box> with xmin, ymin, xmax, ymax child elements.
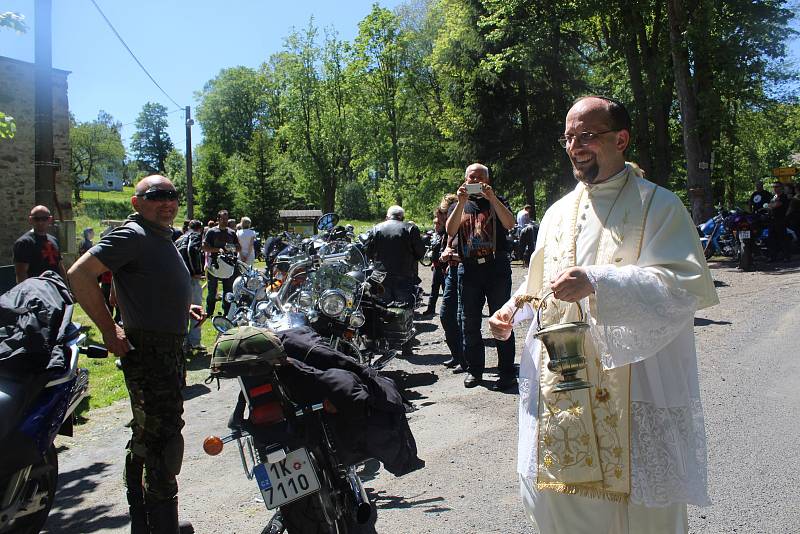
<box><xmin>70</xmin><ymin>111</ymin><xmax>126</xmax><ymax>202</ymax></box>
<box><xmin>130</xmin><ymin>102</ymin><xmax>174</xmax><ymax>173</ymax></box>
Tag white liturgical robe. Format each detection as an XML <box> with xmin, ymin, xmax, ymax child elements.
<box><xmin>510</xmin><ymin>164</ymin><xmax>718</xmax><ymax>529</ymax></box>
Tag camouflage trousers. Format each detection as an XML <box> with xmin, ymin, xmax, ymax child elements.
<box><xmin>121</xmin><ymin>329</ymin><xmax>187</xmax><ymax>505</ymax></box>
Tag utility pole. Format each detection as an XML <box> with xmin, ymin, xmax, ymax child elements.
<box><xmin>185</xmin><ymin>105</ymin><xmax>194</xmax><ymax>219</ymax></box>
<box><xmin>34</xmin><ymin>0</ymin><xmax>56</xmax><ymax>210</ymax></box>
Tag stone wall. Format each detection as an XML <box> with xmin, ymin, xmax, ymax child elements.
<box><xmin>0</xmin><ymin>56</ymin><xmax>71</xmax><ymax>266</ymax></box>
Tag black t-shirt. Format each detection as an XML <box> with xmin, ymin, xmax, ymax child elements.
<box><xmin>13</xmin><ymin>230</ymin><xmax>62</xmax><ymax>277</ymax></box>
<box><xmin>203</xmin><ymin>227</ymin><xmax>240</xmax><ymax>255</ymax></box>
<box><xmin>770</xmin><ymin>193</ymin><xmax>789</xmax><ymax>221</ymax></box>
<box><xmin>749</xmin><ymin>189</ymin><xmax>770</xmax><ymax>212</ymax></box>
<box><xmin>448</xmin><ymin>194</ymin><xmax>512</xmax><ymax>259</ymax></box>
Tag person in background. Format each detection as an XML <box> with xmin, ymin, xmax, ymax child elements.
<box><xmin>785</xmin><ymin>183</ymin><xmax>800</xmax><ymax>240</ymax></box>
<box><xmin>178</xmin><ymin>220</ymin><xmax>206</xmax><ymax>354</ymax></box>
<box><xmin>424</xmin><ymin>194</ymin><xmax>458</xmax><ymax>316</ymax></box>
<box><xmin>13</xmin><ymin>205</ymin><xmax>67</xmax><ymax>283</ymax></box>
<box><xmin>749</xmin><ymin>180</ymin><xmax>771</xmax><ymax>213</ymax></box>
<box><xmin>767</xmin><ymin>181</ymin><xmax>790</xmax><ymax>262</ymax></box>
<box><xmin>237</xmin><ymin>216</ymin><xmax>257</xmax><ymax>266</ymax></box>
<box><xmin>446</xmin><ymin>163</ymin><xmax>516</xmax><ymax>391</ymax></box>
<box><xmin>516</xmin><ymin>204</ymin><xmax>532</xmax><ymax>227</ymax></box>
<box><xmin>370</xmin><ymin>205</ymin><xmax>426</xmax><ymax>305</ymax></box>
<box><xmin>79</xmin><ymin>227</ymin><xmax>95</xmax><ymax>256</ymax></box>
<box><xmin>202</xmin><ymin>210</ymin><xmax>241</xmax><ymax>316</ymax></box>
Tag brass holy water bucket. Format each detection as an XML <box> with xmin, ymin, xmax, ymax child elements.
<box><xmin>534</xmin><ymin>292</ymin><xmax>591</xmax><ymax>392</ymax></box>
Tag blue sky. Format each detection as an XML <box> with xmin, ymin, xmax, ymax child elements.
<box><xmin>0</xmin><ymin>0</ymin><xmax>402</xmax><ymax>151</ymax></box>
<box><xmin>1</xmin><ymin>0</ymin><xmax>798</xmax><ymax>155</ymax></box>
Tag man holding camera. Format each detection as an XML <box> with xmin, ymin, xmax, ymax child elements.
<box><xmin>446</xmin><ymin>163</ymin><xmax>517</xmax><ymax>391</ymax></box>
<box><xmin>202</xmin><ymin>209</ymin><xmax>240</xmax><ymax>316</ymax></box>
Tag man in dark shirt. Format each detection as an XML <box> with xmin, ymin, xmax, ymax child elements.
<box><xmin>13</xmin><ymin>205</ymin><xmax>67</xmax><ymax>283</ymax></box>
<box><xmin>749</xmin><ymin>181</ymin><xmax>771</xmax><ymax>213</ymax></box>
<box><xmin>370</xmin><ymin>205</ymin><xmax>426</xmax><ymax>304</ymax></box>
<box><xmin>447</xmin><ymin>163</ymin><xmax>517</xmax><ymax>391</ymax></box>
<box><xmin>202</xmin><ymin>209</ymin><xmax>240</xmax><ymax>316</ymax></box>
<box><xmin>68</xmin><ymin>175</ymin><xmax>202</xmax><ymax>533</ymax></box>
<box><xmin>768</xmin><ymin>181</ymin><xmax>790</xmax><ymax>261</ymax></box>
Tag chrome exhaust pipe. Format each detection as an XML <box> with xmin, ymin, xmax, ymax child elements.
<box><xmin>346</xmin><ymin>468</ymin><xmax>372</xmax><ymax>524</ymax></box>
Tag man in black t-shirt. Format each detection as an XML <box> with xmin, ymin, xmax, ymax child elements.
<box><xmin>446</xmin><ymin>163</ymin><xmax>517</xmax><ymax>391</ymax></box>
<box><xmin>13</xmin><ymin>205</ymin><xmax>67</xmax><ymax>284</ymax></box>
<box><xmin>749</xmin><ymin>181</ymin><xmax>771</xmax><ymax>213</ymax></box>
<box><xmin>768</xmin><ymin>182</ymin><xmax>790</xmax><ymax>261</ymax></box>
<box><xmin>202</xmin><ymin>209</ymin><xmax>241</xmax><ymax>315</ymax></box>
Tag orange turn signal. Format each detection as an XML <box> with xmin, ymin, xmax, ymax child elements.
<box><xmin>203</xmin><ymin>436</ymin><xmax>224</xmax><ymax>456</ymax></box>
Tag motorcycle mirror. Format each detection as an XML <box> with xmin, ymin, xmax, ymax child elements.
<box><xmin>316</xmin><ymin>212</ymin><xmax>340</xmax><ymax>231</ymax></box>
<box><xmin>212</xmin><ymin>316</ymin><xmax>235</xmax><ymax>334</ymax></box>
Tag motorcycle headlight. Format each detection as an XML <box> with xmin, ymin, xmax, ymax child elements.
<box><xmin>246</xmin><ymin>276</ymin><xmax>262</xmax><ymax>292</ymax></box>
<box><xmin>319</xmin><ymin>289</ymin><xmax>347</xmax><ymax>317</ymax></box>
<box><xmin>298</xmin><ymin>291</ymin><xmax>313</xmax><ymax>308</ymax></box>
<box><xmin>253</xmin><ymin>301</ymin><xmax>272</xmax><ymax>321</ymax></box>
<box><xmin>349</xmin><ymin>310</ymin><xmax>365</xmax><ymax>328</ymax></box>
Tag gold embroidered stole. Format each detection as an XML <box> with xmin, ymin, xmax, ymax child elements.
<box><xmin>533</xmin><ymin>170</ymin><xmax>657</xmax><ymax>501</ymax></box>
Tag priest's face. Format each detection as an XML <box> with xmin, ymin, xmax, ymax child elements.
<box><xmin>564</xmin><ymin>98</ymin><xmax>629</xmax><ymax>184</ymax></box>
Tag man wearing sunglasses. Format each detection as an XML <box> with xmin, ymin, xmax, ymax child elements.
<box><xmin>488</xmin><ymin>96</ymin><xmax>718</xmax><ymax>534</ymax></box>
<box><xmin>12</xmin><ymin>205</ymin><xmax>67</xmax><ymax>283</ymax></box>
<box><xmin>68</xmin><ymin>175</ymin><xmax>201</xmax><ymax>533</ymax></box>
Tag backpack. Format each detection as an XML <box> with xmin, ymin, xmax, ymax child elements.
<box><xmin>175</xmin><ymin>231</ymin><xmax>204</xmax><ymax>276</ymax></box>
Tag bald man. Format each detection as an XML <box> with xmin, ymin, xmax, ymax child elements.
<box><xmin>69</xmin><ymin>175</ymin><xmax>201</xmax><ymax>533</ymax></box>
<box><xmin>13</xmin><ymin>205</ymin><xmax>67</xmax><ymax>283</ymax></box>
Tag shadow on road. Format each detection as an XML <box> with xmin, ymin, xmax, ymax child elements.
<box><xmin>42</xmin><ymin>462</ymin><xmax>129</xmax><ymax>533</ymax></box>
<box><xmin>413</xmin><ymin>322</ymin><xmax>439</xmax><ymax>334</ymax></box>
<box><xmin>183</xmin><ymin>383</ymin><xmax>211</xmax><ymax>401</ymax></box>
<box><xmin>381</xmin><ymin>369</ymin><xmax>438</xmax><ymax>402</ymax></box>
<box><xmin>694</xmin><ymin>317</ymin><xmax>733</xmax><ymax>327</ymax></box>
<box><xmin>368</xmin><ymin>487</ymin><xmax>449</xmax><ymax>513</ymax></box>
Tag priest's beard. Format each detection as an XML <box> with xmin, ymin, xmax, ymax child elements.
<box><xmin>572</xmin><ymin>161</ymin><xmax>600</xmax><ymax>184</ymax></box>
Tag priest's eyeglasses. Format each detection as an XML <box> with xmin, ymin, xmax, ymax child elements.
<box><xmin>558</xmin><ymin>130</ymin><xmax>618</xmax><ymax>148</ymax></box>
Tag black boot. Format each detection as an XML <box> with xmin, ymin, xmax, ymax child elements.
<box><xmin>129</xmin><ymin>505</ymin><xmax>149</xmax><ymax>534</ymax></box>
<box><xmin>147</xmin><ymin>497</ymin><xmax>194</xmax><ymax>534</ymax></box>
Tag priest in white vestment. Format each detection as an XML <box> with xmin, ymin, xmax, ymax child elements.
<box><xmin>489</xmin><ymin>96</ymin><xmax>718</xmax><ymax>534</ymax></box>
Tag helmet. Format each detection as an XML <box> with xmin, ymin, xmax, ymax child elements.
<box><xmin>207</xmin><ymin>253</ymin><xmax>236</xmax><ymax>279</ymax></box>
<box><xmin>210</xmin><ymin>326</ymin><xmax>287</xmax><ymax>378</ymax></box>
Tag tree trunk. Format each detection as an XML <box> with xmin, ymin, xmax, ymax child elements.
<box><xmin>620</xmin><ymin>4</ymin><xmax>653</xmax><ymax>178</ymax></box>
<box><xmin>666</xmin><ymin>0</ymin><xmax>712</xmax><ymax>223</ymax></box>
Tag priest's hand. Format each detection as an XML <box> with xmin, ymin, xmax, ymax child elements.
<box><xmin>489</xmin><ymin>304</ymin><xmax>515</xmax><ymax>340</ymax></box>
<box><xmin>550</xmin><ymin>267</ymin><xmax>595</xmax><ymax>302</ymax></box>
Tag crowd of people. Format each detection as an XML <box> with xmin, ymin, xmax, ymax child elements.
<box><xmin>11</xmin><ymin>94</ymin><xmax>790</xmax><ymax>534</ymax></box>
<box><xmin>750</xmin><ymin>179</ymin><xmax>800</xmax><ymax>262</ymax></box>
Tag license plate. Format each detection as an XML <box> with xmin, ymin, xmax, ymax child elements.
<box><xmin>252</xmin><ymin>448</ymin><xmax>320</xmax><ymax>509</ymax></box>
<box><xmin>739</xmin><ymin>230</ymin><xmax>751</xmax><ymax>239</ymax></box>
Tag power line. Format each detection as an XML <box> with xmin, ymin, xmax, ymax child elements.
<box><xmin>88</xmin><ymin>0</ymin><xmax>184</xmax><ymax>109</ymax></box>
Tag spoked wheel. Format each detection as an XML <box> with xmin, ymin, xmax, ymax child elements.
<box><xmin>280</xmin><ymin>452</ymin><xmax>349</xmax><ymax>534</ymax></box>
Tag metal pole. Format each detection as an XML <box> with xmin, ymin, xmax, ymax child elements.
<box><xmin>34</xmin><ymin>0</ymin><xmax>55</xmax><ymax>210</ymax></box>
<box><xmin>185</xmin><ymin>105</ymin><xmax>194</xmax><ymax>219</ymax></box>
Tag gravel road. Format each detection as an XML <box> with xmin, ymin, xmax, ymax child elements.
<box><xmin>41</xmin><ymin>258</ymin><xmax>800</xmax><ymax>534</ymax></box>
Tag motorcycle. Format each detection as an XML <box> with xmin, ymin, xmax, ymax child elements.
<box><xmin>0</xmin><ymin>314</ymin><xmax>107</xmax><ymax>533</ymax></box>
<box><xmin>698</xmin><ymin>206</ymin><xmax>737</xmax><ymax>259</ymax></box>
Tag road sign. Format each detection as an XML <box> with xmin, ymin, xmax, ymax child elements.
<box><xmin>771</xmin><ymin>167</ymin><xmax>797</xmax><ymax>178</ymax></box>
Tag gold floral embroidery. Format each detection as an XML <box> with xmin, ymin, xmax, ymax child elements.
<box><xmin>612</xmin><ymin>446</ymin><xmax>623</xmax><ymax>459</ymax></box>
<box><xmin>595</xmin><ymin>387</ymin><xmax>610</xmax><ymax>403</ymax></box>
<box><xmin>585</xmin><ymin>457</ymin><xmax>594</xmax><ymax>466</ymax></box>
<box><xmin>580</xmin><ymin>433</ymin><xmax>590</xmax><ymax>446</ymax></box>
<box><xmin>603</xmin><ymin>414</ymin><xmax>618</xmax><ymax>428</ymax></box>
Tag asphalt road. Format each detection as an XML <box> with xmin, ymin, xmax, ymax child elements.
<box><xmin>42</xmin><ymin>258</ymin><xmax>800</xmax><ymax>534</ymax></box>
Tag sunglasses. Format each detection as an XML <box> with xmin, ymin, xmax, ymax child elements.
<box><xmin>136</xmin><ymin>188</ymin><xmax>179</xmax><ymax>201</ymax></box>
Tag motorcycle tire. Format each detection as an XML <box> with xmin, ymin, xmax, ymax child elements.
<box><xmin>6</xmin><ymin>445</ymin><xmax>58</xmax><ymax>534</ymax></box>
<box><xmin>280</xmin><ymin>454</ymin><xmax>348</xmax><ymax>534</ymax></box>
<box><xmin>739</xmin><ymin>239</ymin><xmax>754</xmax><ymax>272</ymax></box>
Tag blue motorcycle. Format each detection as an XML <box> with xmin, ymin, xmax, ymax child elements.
<box><xmin>0</xmin><ymin>314</ymin><xmax>106</xmax><ymax>534</ymax></box>
<box><xmin>698</xmin><ymin>207</ymin><xmax>737</xmax><ymax>260</ymax></box>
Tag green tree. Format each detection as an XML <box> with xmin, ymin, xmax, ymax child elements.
<box><xmin>69</xmin><ymin>111</ymin><xmax>126</xmax><ymax>202</ymax></box>
<box><xmin>195</xmin><ymin>66</ymin><xmax>269</xmax><ymax>157</ymax></box>
<box><xmin>194</xmin><ymin>143</ymin><xmax>235</xmax><ymax>222</ymax></box>
<box><xmin>0</xmin><ymin>11</ymin><xmax>27</xmax><ymax>139</ymax></box>
<box><xmin>130</xmin><ymin>102</ymin><xmax>174</xmax><ymax>172</ymax></box>
<box><xmin>164</xmin><ymin>148</ymin><xmax>187</xmax><ymax>201</ymax></box>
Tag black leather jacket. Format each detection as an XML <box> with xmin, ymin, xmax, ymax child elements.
<box><xmin>370</xmin><ymin>219</ymin><xmax>426</xmax><ymax>279</ymax></box>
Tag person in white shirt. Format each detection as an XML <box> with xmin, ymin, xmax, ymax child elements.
<box><xmin>236</xmin><ymin>216</ymin><xmax>257</xmax><ymax>266</ymax></box>
<box><xmin>516</xmin><ymin>205</ymin><xmax>532</xmax><ymax>227</ymax></box>
<box><xmin>488</xmin><ymin>95</ymin><xmax>718</xmax><ymax>534</ymax></box>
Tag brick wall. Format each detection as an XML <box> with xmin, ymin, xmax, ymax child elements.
<box><xmin>0</xmin><ymin>56</ymin><xmax>71</xmax><ymax>266</ymax></box>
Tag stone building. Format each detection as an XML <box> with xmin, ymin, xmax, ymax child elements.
<box><xmin>0</xmin><ymin>56</ymin><xmax>72</xmax><ymax>267</ymax></box>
